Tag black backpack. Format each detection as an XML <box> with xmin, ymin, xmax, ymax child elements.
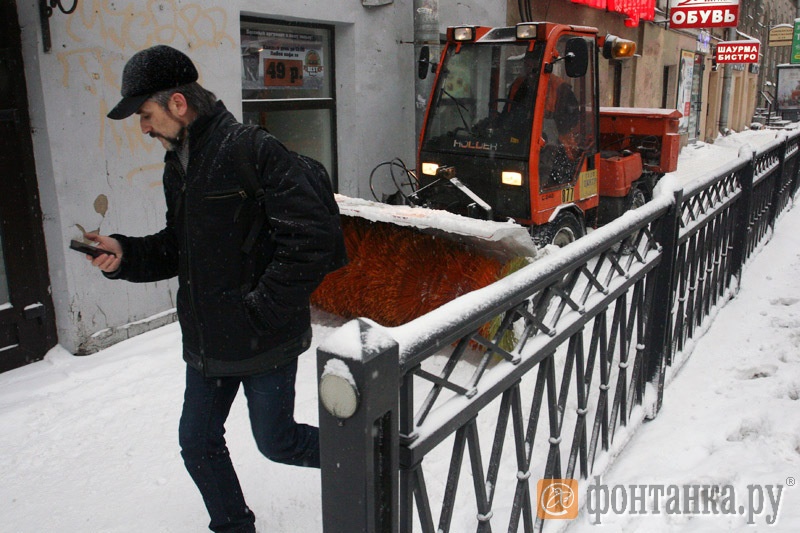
<box><xmin>237</xmin><ymin>125</ymin><xmax>348</xmax><ymax>279</ymax></box>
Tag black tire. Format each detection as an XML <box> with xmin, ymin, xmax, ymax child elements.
<box><xmin>532</xmin><ymin>211</ymin><xmax>585</xmax><ymax>248</ymax></box>
<box><xmin>616</xmin><ymin>186</ymin><xmax>648</xmax><ymax>254</ymax></box>
<box><xmin>627</xmin><ymin>185</ymin><xmax>647</xmax><ymax>211</ymax></box>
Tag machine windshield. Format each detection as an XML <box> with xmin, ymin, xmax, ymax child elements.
<box><xmin>421</xmin><ymin>42</ymin><xmax>544</xmax><ymax>159</ymax></box>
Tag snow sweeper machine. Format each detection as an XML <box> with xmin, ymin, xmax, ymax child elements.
<box><xmin>311</xmin><ymin>22</ymin><xmax>682</xmax><ymax>326</ymax></box>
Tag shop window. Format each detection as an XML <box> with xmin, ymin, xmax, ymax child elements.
<box><xmin>240</xmin><ymin>17</ymin><xmax>337</xmax><ymax>189</ymax></box>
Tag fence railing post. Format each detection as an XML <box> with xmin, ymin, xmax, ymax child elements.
<box><xmin>768</xmin><ymin>138</ymin><xmax>788</xmax><ymax>229</ymax></box>
<box><xmin>729</xmin><ymin>152</ymin><xmax>756</xmax><ymax>290</ymax></box>
<box><xmin>790</xmin><ymin>139</ymin><xmax>800</xmax><ymax>198</ymax></box>
<box><xmin>643</xmin><ymin>189</ymin><xmax>682</xmax><ymax>416</ymax></box>
<box><xmin>318</xmin><ymin>319</ymin><xmax>400</xmax><ymax>533</ymax></box>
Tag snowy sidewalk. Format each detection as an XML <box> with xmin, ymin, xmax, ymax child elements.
<box><xmin>3</xmin><ymin>180</ymin><xmax>800</xmax><ymax>532</ymax></box>
<box><xmin>567</xmin><ymin>202</ymin><xmax>800</xmax><ymax>532</ymax></box>
<box><xmin>0</xmin><ymin>312</ymin><xmax>336</xmax><ymax>532</ymax></box>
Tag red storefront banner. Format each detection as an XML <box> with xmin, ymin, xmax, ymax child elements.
<box><xmin>570</xmin><ymin>0</ymin><xmax>607</xmax><ymax>8</ymax></box>
<box><xmin>571</xmin><ymin>0</ymin><xmax>655</xmax><ymax>27</ymax></box>
<box><xmin>715</xmin><ymin>41</ymin><xmax>760</xmax><ymax>63</ymax></box>
<box><xmin>669</xmin><ymin>0</ymin><xmax>739</xmax><ymax>29</ymax></box>
<box><xmin>609</xmin><ymin>0</ymin><xmax>656</xmax><ymax>27</ymax></box>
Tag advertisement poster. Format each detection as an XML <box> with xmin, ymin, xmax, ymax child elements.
<box><xmin>793</xmin><ymin>19</ymin><xmax>800</xmax><ymax>64</ymax></box>
<box><xmin>776</xmin><ymin>66</ymin><xmax>800</xmax><ymax>111</ymax></box>
<box><xmin>676</xmin><ymin>50</ymin><xmax>695</xmax><ymax>131</ymax></box>
<box><xmin>241</xmin><ymin>28</ymin><xmax>325</xmax><ymax>93</ymax></box>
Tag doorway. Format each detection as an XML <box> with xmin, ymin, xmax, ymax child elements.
<box><xmin>676</xmin><ymin>50</ymin><xmax>704</xmax><ymax>142</ymax></box>
<box><xmin>688</xmin><ymin>52</ymin><xmax>704</xmax><ymax>141</ymax></box>
<box><xmin>0</xmin><ymin>0</ymin><xmax>58</xmax><ymax>373</ymax></box>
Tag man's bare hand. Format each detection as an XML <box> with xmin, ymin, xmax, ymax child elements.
<box><xmin>83</xmin><ymin>233</ymin><xmax>123</xmax><ymax>273</ymax></box>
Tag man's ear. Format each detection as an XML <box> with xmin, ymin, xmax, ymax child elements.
<box><xmin>169</xmin><ymin>92</ymin><xmax>190</xmax><ymax>118</ymax></box>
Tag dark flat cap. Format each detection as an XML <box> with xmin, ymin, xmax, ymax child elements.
<box><xmin>107</xmin><ymin>45</ymin><xmax>198</xmax><ymax>120</ymax></box>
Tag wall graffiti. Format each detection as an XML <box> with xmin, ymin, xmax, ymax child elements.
<box><xmin>65</xmin><ymin>0</ymin><xmax>234</xmax><ymax>53</ymax></box>
<box><xmin>55</xmin><ymin>0</ymin><xmax>235</xmax><ymax>178</ymax></box>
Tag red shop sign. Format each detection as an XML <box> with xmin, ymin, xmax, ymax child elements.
<box><xmin>669</xmin><ymin>0</ymin><xmax>739</xmax><ymax>29</ymax></box>
<box><xmin>715</xmin><ymin>41</ymin><xmax>760</xmax><ymax>64</ymax></box>
<box><xmin>571</xmin><ymin>0</ymin><xmax>655</xmax><ymax>27</ymax></box>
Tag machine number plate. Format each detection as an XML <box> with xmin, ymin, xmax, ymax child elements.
<box><xmin>580</xmin><ymin>169</ymin><xmax>598</xmax><ymax>199</ymax></box>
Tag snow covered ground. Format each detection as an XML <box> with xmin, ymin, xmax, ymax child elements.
<box><xmin>3</xmin><ymin>128</ymin><xmax>800</xmax><ymax>532</ymax></box>
<box><xmin>568</xmin><ymin>183</ymin><xmax>800</xmax><ymax>532</ymax></box>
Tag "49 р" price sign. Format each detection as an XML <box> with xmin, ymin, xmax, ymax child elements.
<box><xmin>263</xmin><ymin>59</ymin><xmax>303</xmax><ymax>87</ymax></box>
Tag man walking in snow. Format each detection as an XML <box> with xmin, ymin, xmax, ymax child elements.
<box><xmin>83</xmin><ymin>44</ymin><xmax>341</xmax><ymax>532</ymax></box>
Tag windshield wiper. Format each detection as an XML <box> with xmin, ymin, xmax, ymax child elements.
<box><xmin>440</xmin><ymin>88</ymin><xmax>473</xmax><ymax>135</ymax></box>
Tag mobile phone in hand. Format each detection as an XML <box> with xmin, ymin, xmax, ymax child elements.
<box><xmin>69</xmin><ymin>239</ymin><xmax>116</xmax><ymax>258</ymax></box>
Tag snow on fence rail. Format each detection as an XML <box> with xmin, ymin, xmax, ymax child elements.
<box><xmin>316</xmin><ymin>130</ymin><xmax>800</xmax><ymax>533</ymax></box>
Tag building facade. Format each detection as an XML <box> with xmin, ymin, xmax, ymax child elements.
<box><xmin>1</xmin><ymin>0</ymin><xmax>796</xmax><ymax>372</ymax></box>
<box><xmin>2</xmin><ymin>0</ymin><xmax>506</xmax><ymax>370</ymax></box>
<box><xmin>507</xmin><ymin>0</ymin><xmax>796</xmax><ymax>140</ymax></box>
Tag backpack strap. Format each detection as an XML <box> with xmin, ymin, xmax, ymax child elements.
<box><xmin>237</xmin><ymin>126</ymin><xmax>268</xmax><ymax>255</ymax></box>
<box><xmin>235</xmin><ymin>125</ymin><xmax>348</xmax><ymax>275</ymax></box>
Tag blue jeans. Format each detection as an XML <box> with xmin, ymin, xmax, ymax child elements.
<box><xmin>179</xmin><ymin>359</ymin><xmax>320</xmax><ymax>533</ymax></box>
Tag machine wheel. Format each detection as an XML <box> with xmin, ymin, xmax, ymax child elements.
<box><xmin>616</xmin><ymin>186</ymin><xmax>648</xmax><ymax>254</ymax></box>
<box><xmin>627</xmin><ymin>185</ymin><xmax>647</xmax><ymax>211</ymax></box>
<box><xmin>532</xmin><ymin>211</ymin><xmax>585</xmax><ymax>248</ymax></box>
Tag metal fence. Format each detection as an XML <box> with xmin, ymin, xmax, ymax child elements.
<box><xmin>316</xmin><ymin>130</ymin><xmax>800</xmax><ymax>533</ymax></box>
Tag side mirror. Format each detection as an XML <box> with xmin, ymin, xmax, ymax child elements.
<box><xmin>564</xmin><ymin>38</ymin><xmax>589</xmax><ymax>78</ymax></box>
<box><xmin>418</xmin><ymin>46</ymin><xmax>431</xmax><ymax>80</ymax></box>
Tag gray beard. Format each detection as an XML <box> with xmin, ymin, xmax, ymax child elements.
<box><xmin>155</xmin><ymin>126</ymin><xmax>188</xmax><ymax>152</ymax></box>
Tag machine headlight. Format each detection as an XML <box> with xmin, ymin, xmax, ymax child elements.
<box><xmin>603</xmin><ymin>35</ymin><xmax>636</xmax><ymax>60</ymax></box>
<box><xmin>452</xmin><ymin>26</ymin><xmax>476</xmax><ymax>42</ymax></box>
<box><xmin>516</xmin><ymin>23</ymin><xmax>538</xmax><ymax>40</ymax></box>
<box><xmin>422</xmin><ymin>162</ymin><xmax>439</xmax><ymax>176</ymax></box>
<box><xmin>502</xmin><ymin>171</ymin><xmax>523</xmax><ymax>186</ymax></box>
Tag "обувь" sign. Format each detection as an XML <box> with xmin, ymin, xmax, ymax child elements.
<box><xmin>669</xmin><ymin>0</ymin><xmax>739</xmax><ymax>29</ymax></box>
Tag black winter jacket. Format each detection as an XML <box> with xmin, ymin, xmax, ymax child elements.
<box><xmin>107</xmin><ymin>102</ymin><xmax>336</xmax><ymax>376</ymax></box>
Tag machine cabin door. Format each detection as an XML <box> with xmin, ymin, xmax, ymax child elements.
<box><xmin>537</xmin><ymin>34</ymin><xmax>596</xmax><ymax>194</ymax></box>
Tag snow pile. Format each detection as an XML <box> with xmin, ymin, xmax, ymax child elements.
<box><xmin>336</xmin><ymin>194</ymin><xmax>539</xmax><ymax>259</ymax></box>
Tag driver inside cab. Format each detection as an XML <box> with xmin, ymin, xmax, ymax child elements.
<box><xmin>541</xmin><ymin>75</ymin><xmax>581</xmax><ymax>187</ymax></box>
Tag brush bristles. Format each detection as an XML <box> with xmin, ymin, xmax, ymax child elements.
<box><xmin>312</xmin><ymin>216</ymin><xmax>510</xmax><ymax>327</ymax></box>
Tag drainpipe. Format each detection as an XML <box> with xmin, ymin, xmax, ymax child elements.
<box><xmin>718</xmin><ymin>26</ymin><xmax>736</xmax><ymax>134</ymax></box>
<box><xmin>414</xmin><ymin>0</ymin><xmax>440</xmax><ymax>144</ymax></box>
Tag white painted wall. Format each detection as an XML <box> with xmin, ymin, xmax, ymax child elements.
<box><xmin>15</xmin><ymin>0</ymin><xmax>506</xmax><ymax>354</ymax></box>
